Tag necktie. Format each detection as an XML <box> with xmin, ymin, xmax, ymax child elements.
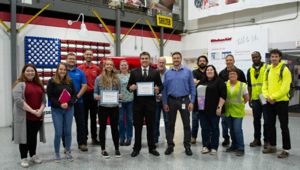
<box><xmin>143</xmin><ymin>69</ymin><xmax>147</xmax><ymax>80</ymax></box>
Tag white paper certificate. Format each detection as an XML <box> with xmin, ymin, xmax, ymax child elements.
<box><xmin>101</xmin><ymin>90</ymin><xmax>119</xmax><ymax>104</ymax></box>
<box><xmin>137</xmin><ymin>82</ymin><xmax>154</xmax><ymax>96</ymax></box>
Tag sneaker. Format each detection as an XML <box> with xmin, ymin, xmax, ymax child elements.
<box><xmin>79</xmin><ymin>144</ymin><xmax>88</xmax><ymax>152</ymax></box>
<box><xmin>30</xmin><ymin>155</ymin><xmax>42</xmax><ymax>164</ymax></box>
<box><xmin>191</xmin><ymin>137</ymin><xmax>196</xmax><ymax>144</ymax></box>
<box><xmin>201</xmin><ymin>147</ymin><xmax>210</xmax><ymax>154</ymax></box>
<box><xmin>92</xmin><ymin>139</ymin><xmax>101</xmax><ymax>145</ymax></box>
<box><xmin>66</xmin><ymin>151</ymin><xmax>73</xmax><ymax>161</ymax></box>
<box><xmin>235</xmin><ymin>149</ymin><xmax>245</xmax><ymax>156</ymax></box>
<box><xmin>20</xmin><ymin>158</ymin><xmax>29</xmax><ymax>168</ymax></box>
<box><xmin>101</xmin><ymin>150</ymin><xmax>110</xmax><ymax>159</ymax></box>
<box><xmin>263</xmin><ymin>141</ymin><xmax>269</xmax><ymax>149</ymax></box>
<box><xmin>185</xmin><ymin>148</ymin><xmax>193</xmax><ymax>156</ymax></box>
<box><xmin>115</xmin><ymin>150</ymin><xmax>121</xmax><ymax>158</ymax></box>
<box><xmin>222</xmin><ymin>139</ymin><xmax>230</xmax><ymax>147</ymax></box>
<box><xmin>55</xmin><ymin>153</ymin><xmax>61</xmax><ymax>163</ymax></box>
<box><xmin>250</xmin><ymin>139</ymin><xmax>261</xmax><ymax>147</ymax></box>
<box><xmin>277</xmin><ymin>150</ymin><xmax>289</xmax><ymax>159</ymax></box>
<box><xmin>210</xmin><ymin>149</ymin><xmax>217</xmax><ymax>155</ymax></box>
<box><xmin>262</xmin><ymin>146</ymin><xmax>277</xmax><ymax>154</ymax></box>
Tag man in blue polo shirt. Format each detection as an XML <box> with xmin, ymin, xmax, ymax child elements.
<box><xmin>163</xmin><ymin>52</ymin><xmax>195</xmax><ymax>156</ymax></box>
<box><xmin>66</xmin><ymin>53</ymin><xmax>88</xmax><ymax>151</ymax></box>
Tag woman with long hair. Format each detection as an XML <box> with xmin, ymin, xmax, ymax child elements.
<box><xmin>118</xmin><ymin>60</ymin><xmax>134</xmax><ymax>146</ymax></box>
<box><xmin>198</xmin><ymin>65</ymin><xmax>226</xmax><ymax>155</ymax></box>
<box><xmin>94</xmin><ymin>59</ymin><xmax>121</xmax><ymax>158</ymax></box>
<box><xmin>47</xmin><ymin>63</ymin><xmax>77</xmax><ymax>162</ymax></box>
<box><xmin>12</xmin><ymin>64</ymin><xmax>46</xmax><ymax>168</ymax></box>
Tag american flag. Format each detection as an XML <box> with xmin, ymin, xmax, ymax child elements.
<box><xmin>24</xmin><ymin>36</ymin><xmax>111</xmax><ymax>89</ymax></box>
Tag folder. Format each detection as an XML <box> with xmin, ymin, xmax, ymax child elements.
<box><xmin>58</xmin><ymin>89</ymin><xmax>71</xmax><ymax>104</ymax></box>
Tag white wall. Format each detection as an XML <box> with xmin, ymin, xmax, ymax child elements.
<box><xmin>0</xmin><ymin>22</ymin><xmax>181</xmax><ymax>127</ymax></box>
<box><xmin>0</xmin><ymin>23</ymin><xmax>12</xmax><ymax>127</ymax></box>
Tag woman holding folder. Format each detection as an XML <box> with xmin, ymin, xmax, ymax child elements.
<box><xmin>47</xmin><ymin>63</ymin><xmax>77</xmax><ymax>162</ymax></box>
<box><xmin>94</xmin><ymin>59</ymin><xmax>121</xmax><ymax>158</ymax></box>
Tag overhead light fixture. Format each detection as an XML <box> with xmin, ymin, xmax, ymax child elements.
<box><xmin>67</xmin><ymin>13</ymin><xmax>88</xmax><ymax>35</ymax></box>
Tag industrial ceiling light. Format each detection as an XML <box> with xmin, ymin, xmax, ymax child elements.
<box><xmin>67</xmin><ymin>13</ymin><xmax>88</xmax><ymax>35</ymax></box>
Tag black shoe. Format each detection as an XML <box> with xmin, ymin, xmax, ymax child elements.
<box><xmin>164</xmin><ymin>147</ymin><xmax>174</xmax><ymax>155</ymax></box>
<box><xmin>125</xmin><ymin>139</ymin><xmax>131</xmax><ymax>146</ymax></box>
<box><xmin>115</xmin><ymin>150</ymin><xmax>121</xmax><ymax>158</ymax></box>
<box><xmin>131</xmin><ymin>150</ymin><xmax>140</xmax><ymax>157</ymax></box>
<box><xmin>149</xmin><ymin>149</ymin><xmax>160</xmax><ymax>156</ymax></box>
<box><xmin>185</xmin><ymin>148</ymin><xmax>193</xmax><ymax>156</ymax></box>
<box><xmin>120</xmin><ymin>140</ymin><xmax>125</xmax><ymax>146</ymax></box>
<box><xmin>226</xmin><ymin>147</ymin><xmax>237</xmax><ymax>152</ymax></box>
<box><xmin>250</xmin><ymin>139</ymin><xmax>261</xmax><ymax>147</ymax></box>
<box><xmin>235</xmin><ymin>149</ymin><xmax>245</xmax><ymax>156</ymax></box>
<box><xmin>92</xmin><ymin>139</ymin><xmax>100</xmax><ymax>145</ymax></box>
<box><xmin>101</xmin><ymin>150</ymin><xmax>110</xmax><ymax>159</ymax></box>
<box><xmin>222</xmin><ymin>139</ymin><xmax>230</xmax><ymax>147</ymax></box>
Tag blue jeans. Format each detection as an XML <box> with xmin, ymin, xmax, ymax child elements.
<box><xmin>52</xmin><ymin>107</ymin><xmax>74</xmax><ymax>154</ymax></box>
<box><xmin>199</xmin><ymin>113</ymin><xmax>220</xmax><ymax>150</ymax></box>
<box><xmin>191</xmin><ymin>111</ymin><xmax>201</xmax><ymax>138</ymax></box>
<box><xmin>221</xmin><ymin>115</ymin><xmax>230</xmax><ymax>140</ymax></box>
<box><xmin>252</xmin><ymin>100</ymin><xmax>268</xmax><ymax>142</ymax></box>
<box><xmin>119</xmin><ymin>101</ymin><xmax>133</xmax><ymax>141</ymax></box>
<box><xmin>226</xmin><ymin>116</ymin><xmax>244</xmax><ymax>150</ymax></box>
<box><xmin>154</xmin><ymin>101</ymin><xmax>169</xmax><ymax>142</ymax></box>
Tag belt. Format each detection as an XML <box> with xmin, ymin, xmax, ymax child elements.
<box><xmin>168</xmin><ymin>95</ymin><xmax>189</xmax><ymax>100</ymax></box>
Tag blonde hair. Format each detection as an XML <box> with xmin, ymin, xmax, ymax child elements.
<box><xmin>100</xmin><ymin>59</ymin><xmax>120</xmax><ymax>88</ymax></box>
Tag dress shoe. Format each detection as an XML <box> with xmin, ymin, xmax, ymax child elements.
<box><xmin>262</xmin><ymin>146</ymin><xmax>277</xmax><ymax>154</ymax></box>
<box><xmin>125</xmin><ymin>139</ymin><xmax>131</xmax><ymax>146</ymax></box>
<box><xmin>222</xmin><ymin>139</ymin><xmax>230</xmax><ymax>147</ymax></box>
<box><xmin>131</xmin><ymin>150</ymin><xmax>140</xmax><ymax>157</ymax></box>
<box><xmin>149</xmin><ymin>149</ymin><xmax>160</xmax><ymax>156</ymax></box>
<box><xmin>165</xmin><ymin>147</ymin><xmax>174</xmax><ymax>155</ymax></box>
<box><xmin>185</xmin><ymin>148</ymin><xmax>193</xmax><ymax>156</ymax></box>
<box><xmin>120</xmin><ymin>140</ymin><xmax>125</xmax><ymax>146</ymax></box>
<box><xmin>250</xmin><ymin>139</ymin><xmax>261</xmax><ymax>147</ymax></box>
<box><xmin>191</xmin><ymin>137</ymin><xmax>196</xmax><ymax>144</ymax></box>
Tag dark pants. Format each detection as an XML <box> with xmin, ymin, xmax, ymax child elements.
<box><xmin>74</xmin><ymin>102</ymin><xmax>87</xmax><ymax>145</ymax></box>
<box><xmin>133</xmin><ymin>100</ymin><xmax>156</xmax><ymax>151</ymax></box>
<box><xmin>99</xmin><ymin>106</ymin><xmax>119</xmax><ymax>151</ymax></box>
<box><xmin>221</xmin><ymin>115</ymin><xmax>230</xmax><ymax>141</ymax></box>
<box><xmin>154</xmin><ymin>101</ymin><xmax>169</xmax><ymax>143</ymax></box>
<box><xmin>266</xmin><ymin>101</ymin><xmax>291</xmax><ymax>150</ymax></box>
<box><xmin>191</xmin><ymin>110</ymin><xmax>202</xmax><ymax>138</ymax></box>
<box><xmin>252</xmin><ymin>100</ymin><xmax>268</xmax><ymax>142</ymax></box>
<box><xmin>83</xmin><ymin>91</ymin><xmax>98</xmax><ymax>140</ymax></box>
<box><xmin>199</xmin><ymin>113</ymin><xmax>220</xmax><ymax>150</ymax></box>
<box><xmin>166</xmin><ymin>96</ymin><xmax>191</xmax><ymax>149</ymax></box>
<box><xmin>19</xmin><ymin>120</ymin><xmax>42</xmax><ymax>159</ymax></box>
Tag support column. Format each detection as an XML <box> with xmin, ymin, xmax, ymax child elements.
<box><xmin>11</xmin><ymin>0</ymin><xmax>17</xmax><ymax>83</ymax></box>
<box><xmin>115</xmin><ymin>8</ymin><xmax>121</xmax><ymax>56</ymax></box>
<box><xmin>160</xmin><ymin>27</ymin><xmax>164</xmax><ymax>57</ymax></box>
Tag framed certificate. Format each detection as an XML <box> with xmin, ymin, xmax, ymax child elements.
<box><xmin>101</xmin><ymin>90</ymin><xmax>119</xmax><ymax>104</ymax></box>
<box><xmin>137</xmin><ymin>82</ymin><xmax>154</xmax><ymax>96</ymax></box>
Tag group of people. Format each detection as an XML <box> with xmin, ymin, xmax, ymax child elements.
<box><xmin>12</xmin><ymin>49</ymin><xmax>292</xmax><ymax>168</ymax></box>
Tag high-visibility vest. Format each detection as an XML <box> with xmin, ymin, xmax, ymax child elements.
<box><xmin>224</xmin><ymin>81</ymin><xmax>246</xmax><ymax>118</ymax></box>
<box><xmin>249</xmin><ymin>63</ymin><xmax>266</xmax><ymax>100</ymax></box>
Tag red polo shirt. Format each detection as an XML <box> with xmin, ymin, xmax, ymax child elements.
<box><xmin>78</xmin><ymin>63</ymin><xmax>101</xmax><ymax>92</ymax></box>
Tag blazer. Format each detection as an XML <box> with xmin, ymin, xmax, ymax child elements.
<box><xmin>127</xmin><ymin>67</ymin><xmax>163</xmax><ymax>103</ymax></box>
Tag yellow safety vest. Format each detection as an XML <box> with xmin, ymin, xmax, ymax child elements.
<box><xmin>224</xmin><ymin>81</ymin><xmax>246</xmax><ymax>118</ymax></box>
<box><xmin>249</xmin><ymin>64</ymin><xmax>266</xmax><ymax>100</ymax></box>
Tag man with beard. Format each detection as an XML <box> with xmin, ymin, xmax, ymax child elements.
<box><xmin>191</xmin><ymin>55</ymin><xmax>208</xmax><ymax>144</ymax></box>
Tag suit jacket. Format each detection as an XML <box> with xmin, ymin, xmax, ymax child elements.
<box><xmin>127</xmin><ymin>67</ymin><xmax>163</xmax><ymax>104</ymax></box>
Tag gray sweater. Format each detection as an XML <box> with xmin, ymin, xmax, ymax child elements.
<box><xmin>12</xmin><ymin>82</ymin><xmax>46</xmax><ymax>144</ymax></box>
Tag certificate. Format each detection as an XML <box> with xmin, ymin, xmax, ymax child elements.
<box><xmin>101</xmin><ymin>90</ymin><xmax>119</xmax><ymax>104</ymax></box>
<box><xmin>137</xmin><ymin>82</ymin><xmax>154</xmax><ymax>96</ymax></box>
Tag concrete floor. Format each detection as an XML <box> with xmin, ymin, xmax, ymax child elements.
<box><xmin>0</xmin><ymin>114</ymin><xmax>300</xmax><ymax>170</ymax></box>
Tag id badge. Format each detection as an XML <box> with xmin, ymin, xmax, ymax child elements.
<box><xmin>182</xmin><ymin>104</ymin><xmax>186</xmax><ymax>110</ymax></box>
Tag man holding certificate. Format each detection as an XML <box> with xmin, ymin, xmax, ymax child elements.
<box><xmin>127</xmin><ymin>51</ymin><xmax>163</xmax><ymax>157</ymax></box>
<box><xmin>163</xmin><ymin>52</ymin><xmax>195</xmax><ymax>156</ymax></box>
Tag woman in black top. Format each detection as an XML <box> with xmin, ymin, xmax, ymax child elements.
<box><xmin>197</xmin><ymin>65</ymin><xmax>226</xmax><ymax>155</ymax></box>
<box><xmin>47</xmin><ymin>63</ymin><xmax>76</xmax><ymax>162</ymax></box>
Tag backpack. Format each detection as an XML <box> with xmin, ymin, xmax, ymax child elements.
<box><xmin>265</xmin><ymin>64</ymin><xmax>295</xmax><ymax>99</ymax></box>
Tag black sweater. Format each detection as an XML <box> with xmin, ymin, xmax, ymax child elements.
<box><xmin>47</xmin><ymin>78</ymin><xmax>77</xmax><ymax>108</ymax></box>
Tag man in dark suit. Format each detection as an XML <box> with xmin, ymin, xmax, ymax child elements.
<box><xmin>127</xmin><ymin>51</ymin><xmax>163</xmax><ymax>157</ymax></box>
